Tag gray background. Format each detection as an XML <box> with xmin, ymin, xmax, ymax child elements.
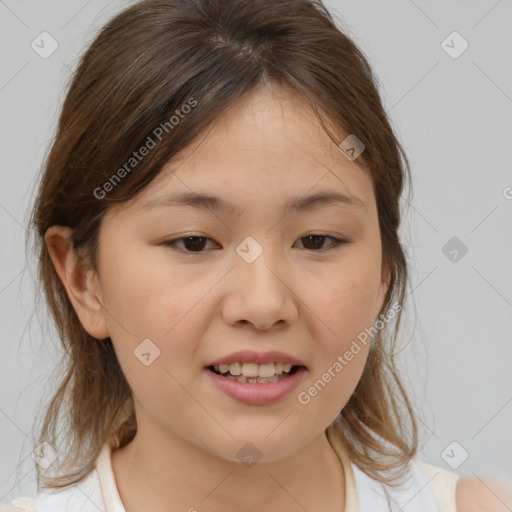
<box><xmin>1</xmin><ymin>0</ymin><xmax>511</xmax><ymax>502</ymax></box>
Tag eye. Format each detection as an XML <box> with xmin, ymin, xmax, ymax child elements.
<box><xmin>294</xmin><ymin>235</ymin><xmax>348</xmax><ymax>251</ymax></box>
<box><xmin>162</xmin><ymin>236</ymin><xmax>218</xmax><ymax>253</ymax></box>
<box><xmin>162</xmin><ymin>234</ymin><xmax>348</xmax><ymax>253</ymax></box>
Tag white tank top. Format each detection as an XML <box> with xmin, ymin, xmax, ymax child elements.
<box><xmin>3</xmin><ymin>430</ymin><xmax>459</xmax><ymax>512</ymax></box>
<box><xmin>326</xmin><ymin>427</ymin><xmax>460</xmax><ymax>512</ymax></box>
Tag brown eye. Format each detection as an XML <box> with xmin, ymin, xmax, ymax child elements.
<box><xmin>162</xmin><ymin>234</ymin><xmax>349</xmax><ymax>254</ymax></box>
<box><xmin>163</xmin><ymin>236</ymin><xmax>218</xmax><ymax>253</ymax></box>
<box><xmin>295</xmin><ymin>235</ymin><xmax>348</xmax><ymax>251</ymax></box>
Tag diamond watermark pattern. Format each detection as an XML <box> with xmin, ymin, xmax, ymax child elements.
<box><xmin>31</xmin><ymin>32</ymin><xmax>59</xmax><ymax>59</ymax></box>
<box><xmin>236</xmin><ymin>236</ymin><xmax>263</xmax><ymax>264</ymax></box>
<box><xmin>441</xmin><ymin>441</ymin><xmax>469</xmax><ymax>469</ymax></box>
<box><xmin>134</xmin><ymin>338</ymin><xmax>161</xmax><ymax>366</ymax></box>
<box><xmin>31</xmin><ymin>441</ymin><xmax>58</xmax><ymax>469</ymax></box>
<box><xmin>237</xmin><ymin>442</ymin><xmax>263</xmax><ymax>468</ymax></box>
<box><xmin>338</xmin><ymin>134</ymin><xmax>365</xmax><ymax>161</ymax></box>
<box><xmin>441</xmin><ymin>31</ymin><xmax>468</xmax><ymax>59</ymax></box>
<box><xmin>442</xmin><ymin>236</ymin><xmax>468</xmax><ymax>263</ymax></box>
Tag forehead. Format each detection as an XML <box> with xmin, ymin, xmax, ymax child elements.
<box><xmin>114</xmin><ymin>83</ymin><xmax>374</xmax><ymax>218</ymax></box>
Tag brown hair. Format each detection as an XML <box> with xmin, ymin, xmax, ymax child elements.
<box><xmin>27</xmin><ymin>0</ymin><xmax>418</xmax><ymax>492</ymax></box>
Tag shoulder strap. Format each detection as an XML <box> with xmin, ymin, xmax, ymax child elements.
<box><xmin>351</xmin><ymin>458</ymin><xmax>442</xmax><ymax>512</ymax></box>
<box><xmin>415</xmin><ymin>460</ymin><xmax>459</xmax><ymax>512</ymax></box>
<box><xmin>5</xmin><ymin>497</ymin><xmax>38</xmax><ymax>511</ymax></box>
<box><xmin>18</xmin><ymin>468</ymin><xmax>106</xmax><ymax>512</ymax></box>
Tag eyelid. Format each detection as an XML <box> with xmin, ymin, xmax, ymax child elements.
<box><xmin>161</xmin><ymin>235</ymin><xmax>219</xmax><ymax>252</ymax></box>
<box><xmin>296</xmin><ymin>235</ymin><xmax>350</xmax><ymax>250</ymax></box>
<box><xmin>161</xmin><ymin>234</ymin><xmax>350</xmax><ymax>253</ymax></box>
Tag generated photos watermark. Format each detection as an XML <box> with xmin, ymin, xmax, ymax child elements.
<box><xmin>93</xmin><ymin>97</ymin><xmax>197</xmax><ymax>200</ymax></box>
<box><xmin>297</xmin><ymin>301</ymin><xmax>402</xmax><ymax>405</ymax></box>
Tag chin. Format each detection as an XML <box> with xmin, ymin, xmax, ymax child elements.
<box><xmin>206</xmin><ymin>434</ymin><xmax>306</xmax><ymax>466</ymax></box>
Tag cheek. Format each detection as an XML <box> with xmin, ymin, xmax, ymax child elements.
<box><xmin>297</xmin><ymin>273</ymin><xmax>374</xmax><ymax>419</ymax></box>
<box><xmin>305</xmin><ymin>260</ymin><xmax>382</xmax><ymax>345</ymax></box>
<box><xmin>332</xmin><ymin>276</ymin><xmax>380</xmax><ymax>338</ymax></box>
<box><xmin>100</xmin><ymin>242</ymin><xmax>208</xmax><ymax>337</ymax></box>
<box><xmin>298</xmin><ymin>250</ymin><xmax>380</xmax><ymax>407</ymax></box>
<box><xmin>97</xmin><ymin>248</ymin><xmax>214</xmax><ymax>395</ymax></box>
<box><xmin>102</xmin><ymin>268</ymin><xmax>205</xmax><ymax>420</ymax></box>
<box><xmin>297</xmin><ymin>340</ymin><xmax>369</xmax><ymax>426</ymax></box>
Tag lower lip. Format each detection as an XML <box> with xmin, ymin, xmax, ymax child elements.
<box><xmin>203</xmin><ymin>367</ymin><xmax>307</xmax><ymax>405</ymax></box>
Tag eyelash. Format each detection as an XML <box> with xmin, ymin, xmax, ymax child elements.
<box><xmin>162</xmin><ymin>234</ymin><xmax>350</xmax><ymax>254</ymax></box>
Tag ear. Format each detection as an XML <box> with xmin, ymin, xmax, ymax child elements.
<box><xmin>44</xmin><ymin>225</ymin><xmax>110</xmax><ymax>340</ymax></box>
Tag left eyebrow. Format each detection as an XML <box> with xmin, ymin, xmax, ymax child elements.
<box><xmin>142</xmin><ymin>190</ymin><xmax>367</xmax><ymax>215</ymax></box>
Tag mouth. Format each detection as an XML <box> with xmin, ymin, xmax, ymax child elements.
<box><xmin>206</xmin><ymin>363</ymin><xmax>305</xmax><ymax>384</ymax></box>
<box><xmin>203</xmin><ymin>363</ymin><xmax>308</xmax><ymax>405</ymax></box>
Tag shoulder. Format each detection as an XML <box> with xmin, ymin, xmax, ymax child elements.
<box><xmin>0</xmin><ymin>467</ymin><xmax>106</xmax><ymax>512</ymax></box>
<box><xmin>415</xmin><ymin>459</ymin><xmax>512</xmax><ymax>512</ymax></box>
<box><xmin>455</xmin><ymin>476</ymin><xmax>512</xmax><ymax>512</ymax></box>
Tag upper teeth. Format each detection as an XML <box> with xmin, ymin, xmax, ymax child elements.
<box><xmin>214</xmin><ymin>362</ymin><xmax>294</xmax><ymax>378</ymax></box>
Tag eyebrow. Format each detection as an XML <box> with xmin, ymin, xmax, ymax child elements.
<box><xmin>142</xmin><ymin>190</ymin><xmax>367</xmax><ymax>215</ymax></box>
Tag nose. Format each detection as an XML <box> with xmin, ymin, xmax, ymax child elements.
<box><xmin>221</xmin><ymin>246</ymin><xmax>298</xmax><ymax>331</ymax></box>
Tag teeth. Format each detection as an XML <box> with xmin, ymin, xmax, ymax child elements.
<box><xmin>226</xmin><ymin>374</ymin><xmax>282</xmax><ymax>384</ymax></box>
<box><xmin>242</xmin><ymin>363</ymin><xmax>259</xmax><ymax>378</ymax></box>
<box><xmin>229</xmin><ymin>362</ymin><xmax>242</xmax><ymax>376</ymax></box>
<box><xmin>212</xmin><ymin>362</ymin><xmax>297</xmax><ymax>378</ymax></box>
<box><xmin>256</xmin><ymin>363</ymin><xmax>275</xmax><ymax>378</ymax></box>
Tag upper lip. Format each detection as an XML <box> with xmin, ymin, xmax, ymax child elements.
<box><xmin>206</xmin><ymin>350</ymin><xmax>306</xmax><ymax>368</ymax></box>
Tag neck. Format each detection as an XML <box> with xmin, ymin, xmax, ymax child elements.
<box><xmin>111</xmin><ymin>420</ymin><xmax>346</xmax><ymax>512</ymax></box>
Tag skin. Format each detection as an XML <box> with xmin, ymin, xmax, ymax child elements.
<box><xmin>456</xmin><ymin>476</ymin><xmax>512</xmax><ymax>512</ymax></box>
<box><xmin>45</xmin><ymin>81</ymin><xmax>397</xmax><ymax>512</ymax></box>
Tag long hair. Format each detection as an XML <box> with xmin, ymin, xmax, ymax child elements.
<box><xmin>27</xmin><ymin>0</ymin><xmax>417</xmax><ymax>491</ymax></box>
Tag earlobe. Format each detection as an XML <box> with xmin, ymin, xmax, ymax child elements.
<box><xmin>44</xmin><ymin>225</ymin><xmax>110</xmax><ymax>340</ymax></box>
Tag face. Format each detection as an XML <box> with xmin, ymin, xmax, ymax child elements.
<box><xmin>73</xmin><ymin>83</ymin><xmax>388</xmax><ymax>463</ymax></box>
